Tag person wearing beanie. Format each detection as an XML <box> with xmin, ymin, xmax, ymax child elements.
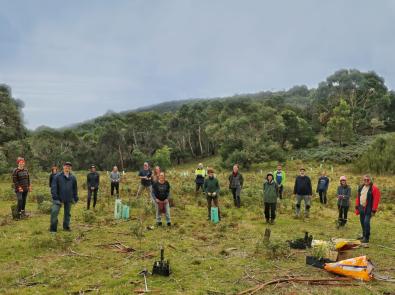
<box><xmin>293</xmin><ymin>167</ymin><xmax>312</xmax><ymax>218</ymax></box>
<box><xmin>50</xmin><ymin>162</ymin><xmax>78</xmax><ymax>232</ymax></box>
<box><xmin>228</xmin><ymin>164</ymin><xmax>244</xmax><ymax>208</ymax></box>
<box><xmin>316</xmin><ymin>171</ymin><xmax>330</xmax><ymax>204</ymax></box>
<box><xmin>204</xmin><ymin>168</ymin><xmax>221</xmax><ymax>220</ymax></box>
<box><xmin>355</xmin><ymin>175</ymin><xmax>381</xmax><ymax>244</ymax></box>
<box><xmin>12</xmin><ymin>157</ymin><xmax>31</xmax><ymax>219</ymax></box>
<box><xmin>195</xmin><ymin>163</ymin><xmax>206</xmax><ymax>194</ymax></box>
<box><xmin>263</xmin><ymin>172</ymin><xmax>279</xmax><ymax>224</ymax></box>
<box><xmin>336</xmin><ymin>176</ymin><xmax>351</xmax><ymax>227</ymax></box>
<box><xmin>87</xmin><ymin>165</ymin><xmax>100</xmax><ymax>210</ymax></box>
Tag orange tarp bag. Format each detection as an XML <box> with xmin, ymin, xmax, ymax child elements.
<box><xmin>324</xmin><ymin>256</ymin><xmax>374</xmax><ymax>281</ymax></box>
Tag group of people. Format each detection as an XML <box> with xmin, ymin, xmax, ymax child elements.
<box><xmin>11</xmin><ymin>158</ymin><xmax>381</xmax><ymax>244</ymax></box>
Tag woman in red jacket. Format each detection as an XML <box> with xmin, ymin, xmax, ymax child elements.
<box><xmin>355</xmin><ymin>175</ymin><xmax>381</xmax><ymax>244</ymax></box>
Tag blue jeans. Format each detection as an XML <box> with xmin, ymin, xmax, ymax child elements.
<box><xmin>155</xmin><ymin>201</ymin><xmax>171</xmax><ymax>224</ymax></box>
<box><xmin>50</xmin><ymin>200</ymin><xmax>72</xmax><ymax>232</ymax></box>
<box><xmin>359</xmin><ymin>206</ymin><xmax>371</xmax><ymax>241</ymax></box>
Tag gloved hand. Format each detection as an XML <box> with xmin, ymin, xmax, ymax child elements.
<box><xmin>207</xmin><ymin>192</ymin><xmax>212</xmax><ymax>196</ymax></box>
<box><xmin>212</xmin><ymin>192</ymin><xmax>217</xmax><ymax>197</ymax></box>
<box><xmin>355</xmin><ymin>206</ymin><xmax>360</xmax><ymax>215</ymax></box>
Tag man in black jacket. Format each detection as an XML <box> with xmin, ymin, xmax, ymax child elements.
<box><xmin>50</xmin><ymin>162</ymin><xmax>78</xmax><ymax>232</ymax></box>
<box><xmin>87</xmin><ymin>165</ymin><xmax>100</xmax><ymax>210</ymax></box>
<box><xmin>293</xmin><ymin>167</ymin><xmax>312</xmax><ymax>218</ymax></box>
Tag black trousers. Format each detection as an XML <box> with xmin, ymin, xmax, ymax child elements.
<box><xmin>338</xmin><ymin>205</ymin><xmax>349</xmax><ymax>225</ymax></box>
<box><xmin>277</xmin><ymin>185</ymin><xmax>283</xmax><ymax>199</ymax></box>
<box><xmin>231</xmin><ymin>188</ymin><xmax>241</xmax><ymax>208</ymax></box>
<box><xmin>87</xmin><ymin>188</ymin><xmax>98</xmax><ymax>209</ymax></box>
<box><xmin>111</xmin><ymin>182</ymin><xmax>119</xmax><ymax>196</ymax></box>
<box><xmin>16</xmin><ymin>191</ymin><xmax>28</xmax><ymax>213</ymax></box>
<box><xmin>196</xmin><ymin>183</ymin><xmax>204</xmax><ymax>192</ymax></box>
<box><xmin>318</xmin><ymin>190</ymin><xmax>327</xmax><ymax>204</ymax></box>
<box><xmin>264</xmin><ymin>202</ymin><xmax>276</xmax><ymax>221</ymax></box>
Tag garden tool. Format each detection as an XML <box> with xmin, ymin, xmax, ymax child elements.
<box><xmin>152</xmin><ymin>246</ymin><xmax>171</xmax><ymax>276</ymax></box>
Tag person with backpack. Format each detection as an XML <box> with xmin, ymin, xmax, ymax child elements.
<box><xmin>136</xmin><ymin>162</ymin><xmax>153</xmax><ymax>201</ymax></box>
<box><xmin>337</xmin><ymin>176</ymin><xmax>351</xmax><ymax>227</ymax></box>
<box><xmin>87</xmin><ymin>165</ymin><xmax>100</xmax><ymax>210</ymax></box>
<box><xmin>195</xmin><ymin>163</ymin><xmax>206</xmax><ymax>194</ymax></box>
<box><xmin>110</xmin><ymin>166</ymin><xmax>121</xmax><ymax>198</ymax></box>
<box><xmin>293</xmin><ymin>167</ymin><xmax>312</xmax><ymax>218</ymax></box>
<box><xmin>355</xmin><ymin>175</ymin><xmax>381</xmax><ymax>244</ymax></box>
<box><xmin>263</xmin><ymin>172</ymin><xmax>279</xmax><ymax>224</ymax></box>
<box><xmin>316</xmin><ymin>171</ymin><xmax>330</xmax><ymax>204</ymax></box>
<box><xmin>152</xmin><ymin>172</ymin><xmax>171</xmax><ymax>226</ymax></box>
<box><xmin>12</xmin><ymin>157</ymin><xmax>31</xmax><ymax>219</ymax></box>
<box><xmin>273</xmin><ymin>163</ymin><xmax>286</xmax><ymax>199</ymax></box>
<box><xmin>228</xmin><ymin>164</ymin><xmax>244</xmax><ymax>208</ymax></box>
<box><xmin>50</xmin><ymin>162</ymin><xmax>79</xmax><ymax>232</ymax></box>
<box><xmin>204</xmin><ymin>168</ymin><xmax>220</xmax><ymax>221</ymax></box>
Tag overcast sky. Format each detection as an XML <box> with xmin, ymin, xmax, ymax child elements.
<box><xmin>1</xmin><ymin>0</ymin><xmax>394</xmax><ymax>129</ymax></box>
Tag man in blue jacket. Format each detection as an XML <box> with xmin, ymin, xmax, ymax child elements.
<box><xmin>50</xmin><ymin>162</ymin><xmax>79</xmax><ymax>233</ymax></box>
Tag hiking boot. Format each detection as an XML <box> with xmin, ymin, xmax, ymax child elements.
<box><xmin>63</xmin><ymin>227</ymin><xmax>71</xmax><ymax>232</ymax></box>
<box><xmin>269</xmin><ymin>219</ymin><xmax>275</xmax><ymax>225</ymax></box>
<box><xmin>357</xmin><ymin>235</ymin><xmax>364</xmax><ymax>241</ymax></box>
<box><xmin>265</xmin><ymin>219</ymin><xmax>270</xmax><ymax>224</ymax></box>
<box><xmin>167</xmin><ymin>222</ymin><xmax>171</xmax><ymax>227</ymax></box>
<box><xmin>362</xmin><ymin>238</ymin><xmax>369</xmax><ymax>244</ymax></box>
<box><xmin>157</xmin><ymin>222</ymin><xmax>163</xmax><ymax>226</ymax></box>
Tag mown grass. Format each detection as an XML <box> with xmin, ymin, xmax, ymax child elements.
<box><xmin>0</xmin><ymin>160</ymin><xmax>394</xmax><ymax>294</ymax></box>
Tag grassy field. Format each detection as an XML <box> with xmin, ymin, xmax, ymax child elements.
<box><xmin>0</xmin><ymin>160</ymin><xmax>394</xmax><ymax>294</ymax></box>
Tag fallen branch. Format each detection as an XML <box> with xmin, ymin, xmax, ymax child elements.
<box><xmin>66</xmin><ymin>248</ymin><xmax>100</xmax><ymax>259</ymax></box>
<box><xmin>95</xmin><ymin>241</ymin><xmax>135</xmax><ymax>253</ymax></box>
<box><xmin>238</xmin><ymin>277</ymin><xmax>354</xmax><ymax>295</ymax></box>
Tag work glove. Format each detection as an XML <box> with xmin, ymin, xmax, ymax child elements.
<box><xmin>212</xmin><ymin>192</ymin><xmax>217</xmax><ymax>197</ymax></box>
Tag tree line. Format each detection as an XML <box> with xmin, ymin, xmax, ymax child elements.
<box><xmin>1</xmin><ymin>69</ymin><xmax>394</xmax><ymax>173</ymax></box>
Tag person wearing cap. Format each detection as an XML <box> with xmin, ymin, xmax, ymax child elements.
<box><xmin>273</xmin><ymin>163</ymin><xmax>286</xmax><ymax>199</ymax></box>
<box><xmin>204</xmin><ymin>168</ymin><xmax>221</xmax><ymax>220</ymax></box>
<box><xmin>355</xmin><ymin>175</ymin><xmax>381</xmax><ymax>244</ymax></box>
<box><xmin>195</xmin><ymin>163</ymin><xmax>206</xmax><ymax>194</ymax></box>
<box><xmin>12</xmin><ymin>157</ymin><xmax>31</xmax><ymax>219</ymax></box>
<box><xmin>316</xmin><ymin>171</ymin><xmax>330</xmax><ymax>205</ymax></box>
<box><xmin>136</xmin><ymin>162</ymin><xmax>153</xmax><ymax>201</ymax></box>
<box><xmin>50</xmin><ymin>162</ymin><xmax>78</xmax><ymax>232</ymax></box>
<box><xmin>228</xmin><ymin>164</ymin><xmax>244</xmax><ymax>208</ymax></box>
<box><xmin>293</xmin><ymin>167</ymin><xmax>312</xmax><ymax>218</ymax></box>
<box><xmin>337</xmin><ymin>176</ymin><xmax>351</xmax><ymax>227</ymax></box>
<box><xmin>263</xmin><ymin>172</ymin><xmax>279</xmax><ymax>224</ymax></box>
<box><xmin>110</xmin><ymin>166</ymin><xmax>121</xmax><ymax>198</ymax></box>
<box><xmin>87</xmin><ymin>165</ymin><xmax>100</xmax><ymax>210</ymax></box>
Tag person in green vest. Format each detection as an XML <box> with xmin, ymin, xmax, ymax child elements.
<box><xmin>203</xmin><ymin>168</ymin><xmax>220</xmax><ymax>221</ymax></box>
<box><xmin>273</xmin><ymin>163</ymin><xmax>286</xmax><ymax>199</ymax></box>
<box><xmin>263</xmin><ymin>172</ymin><xmax>279</xmax><ymax>224</ymax></box>
<box><xmin>195</xmin><ymin>163</ymin><xmax>206</xmax><ymax>195</ymax></box>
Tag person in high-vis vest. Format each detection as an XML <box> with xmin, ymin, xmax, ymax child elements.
<box><xmin>195</xmin><ymin>163</ymin><xmax>206</xmax><ymax>194</ymax></box>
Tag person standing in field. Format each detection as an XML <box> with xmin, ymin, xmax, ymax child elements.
<box><xmin>87</xmin><ymin>165</ymin><xmax>100</xmax><ymax>210</ymax></box>
<box><xmin>195</xmin><ymin>163</ymin><xmax>206</xmax><ymax>195</ymax></box>
<box><xmin>152</xmin><ymin>172</ymin><xmax>171</xmax><ymax>226</ymax></box>
<box><xmin>110</xmin><ymin>166</ymin><xmax>121</xmax><ymax>198</ymax></box>
<box><xmin>273</xmin><ymin>163</ymin><xmax>286</xmax><ymax>199</ymax></box>
<box><xmin>204</xmin><ymin>168</ymin><xmax>221</xmax><ymax>221</ymax></box>
<box><xmin>50</xmin><ymin>162</ymin><xmax>78</xmax><ymax>232</ymax></box>
<box><xmin>355</xmin><ymin>175</ymin><xmax>381</xmax><ymax>244</ymax></box>
<box><xmin>337</xmin><ymin>176</ymin><xmax>351</xmax><ymax>227</ymax></box>
<box><xmin>151</xmin><ymin>166</ymin><xmax>161</xmax><ymax>184</ymax></box>
<box><xmin>12</xmin><ymin>157</ymin><xmax>31</xmax><ymax>219</ymax></box>
<box><xmin>228</xmin><ymin>164</ymin><xmax>244</xmax><ymax>208</ymax></box>
<box><xmin>316</xmin><ymin>171</ymin><xmax>330</xmax><ymax>204</ymax></box>
<box><xmin>49</xmin><ymin>166</ymin><xmax>58</xmax><ymax>189</ymax></box>
<box><xmin>263</xmin><ymin>173</ymin><xmax>279</xmax><ymax>224</ymax></box>
<box><xmin>293</xmin><ymin>167</ymin><xmax>312</xmax><ymax>218</ymax></box>
<box><xmin>136</xmin><ymin>162</ymin><xmax>153</xmax><ymax>201</ymax></box>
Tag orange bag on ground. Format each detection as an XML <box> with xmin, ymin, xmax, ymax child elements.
<box><xmin>324</xmin><ymin>256</ymin><xmax>374</xmax><ymax>281</ymax></box>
